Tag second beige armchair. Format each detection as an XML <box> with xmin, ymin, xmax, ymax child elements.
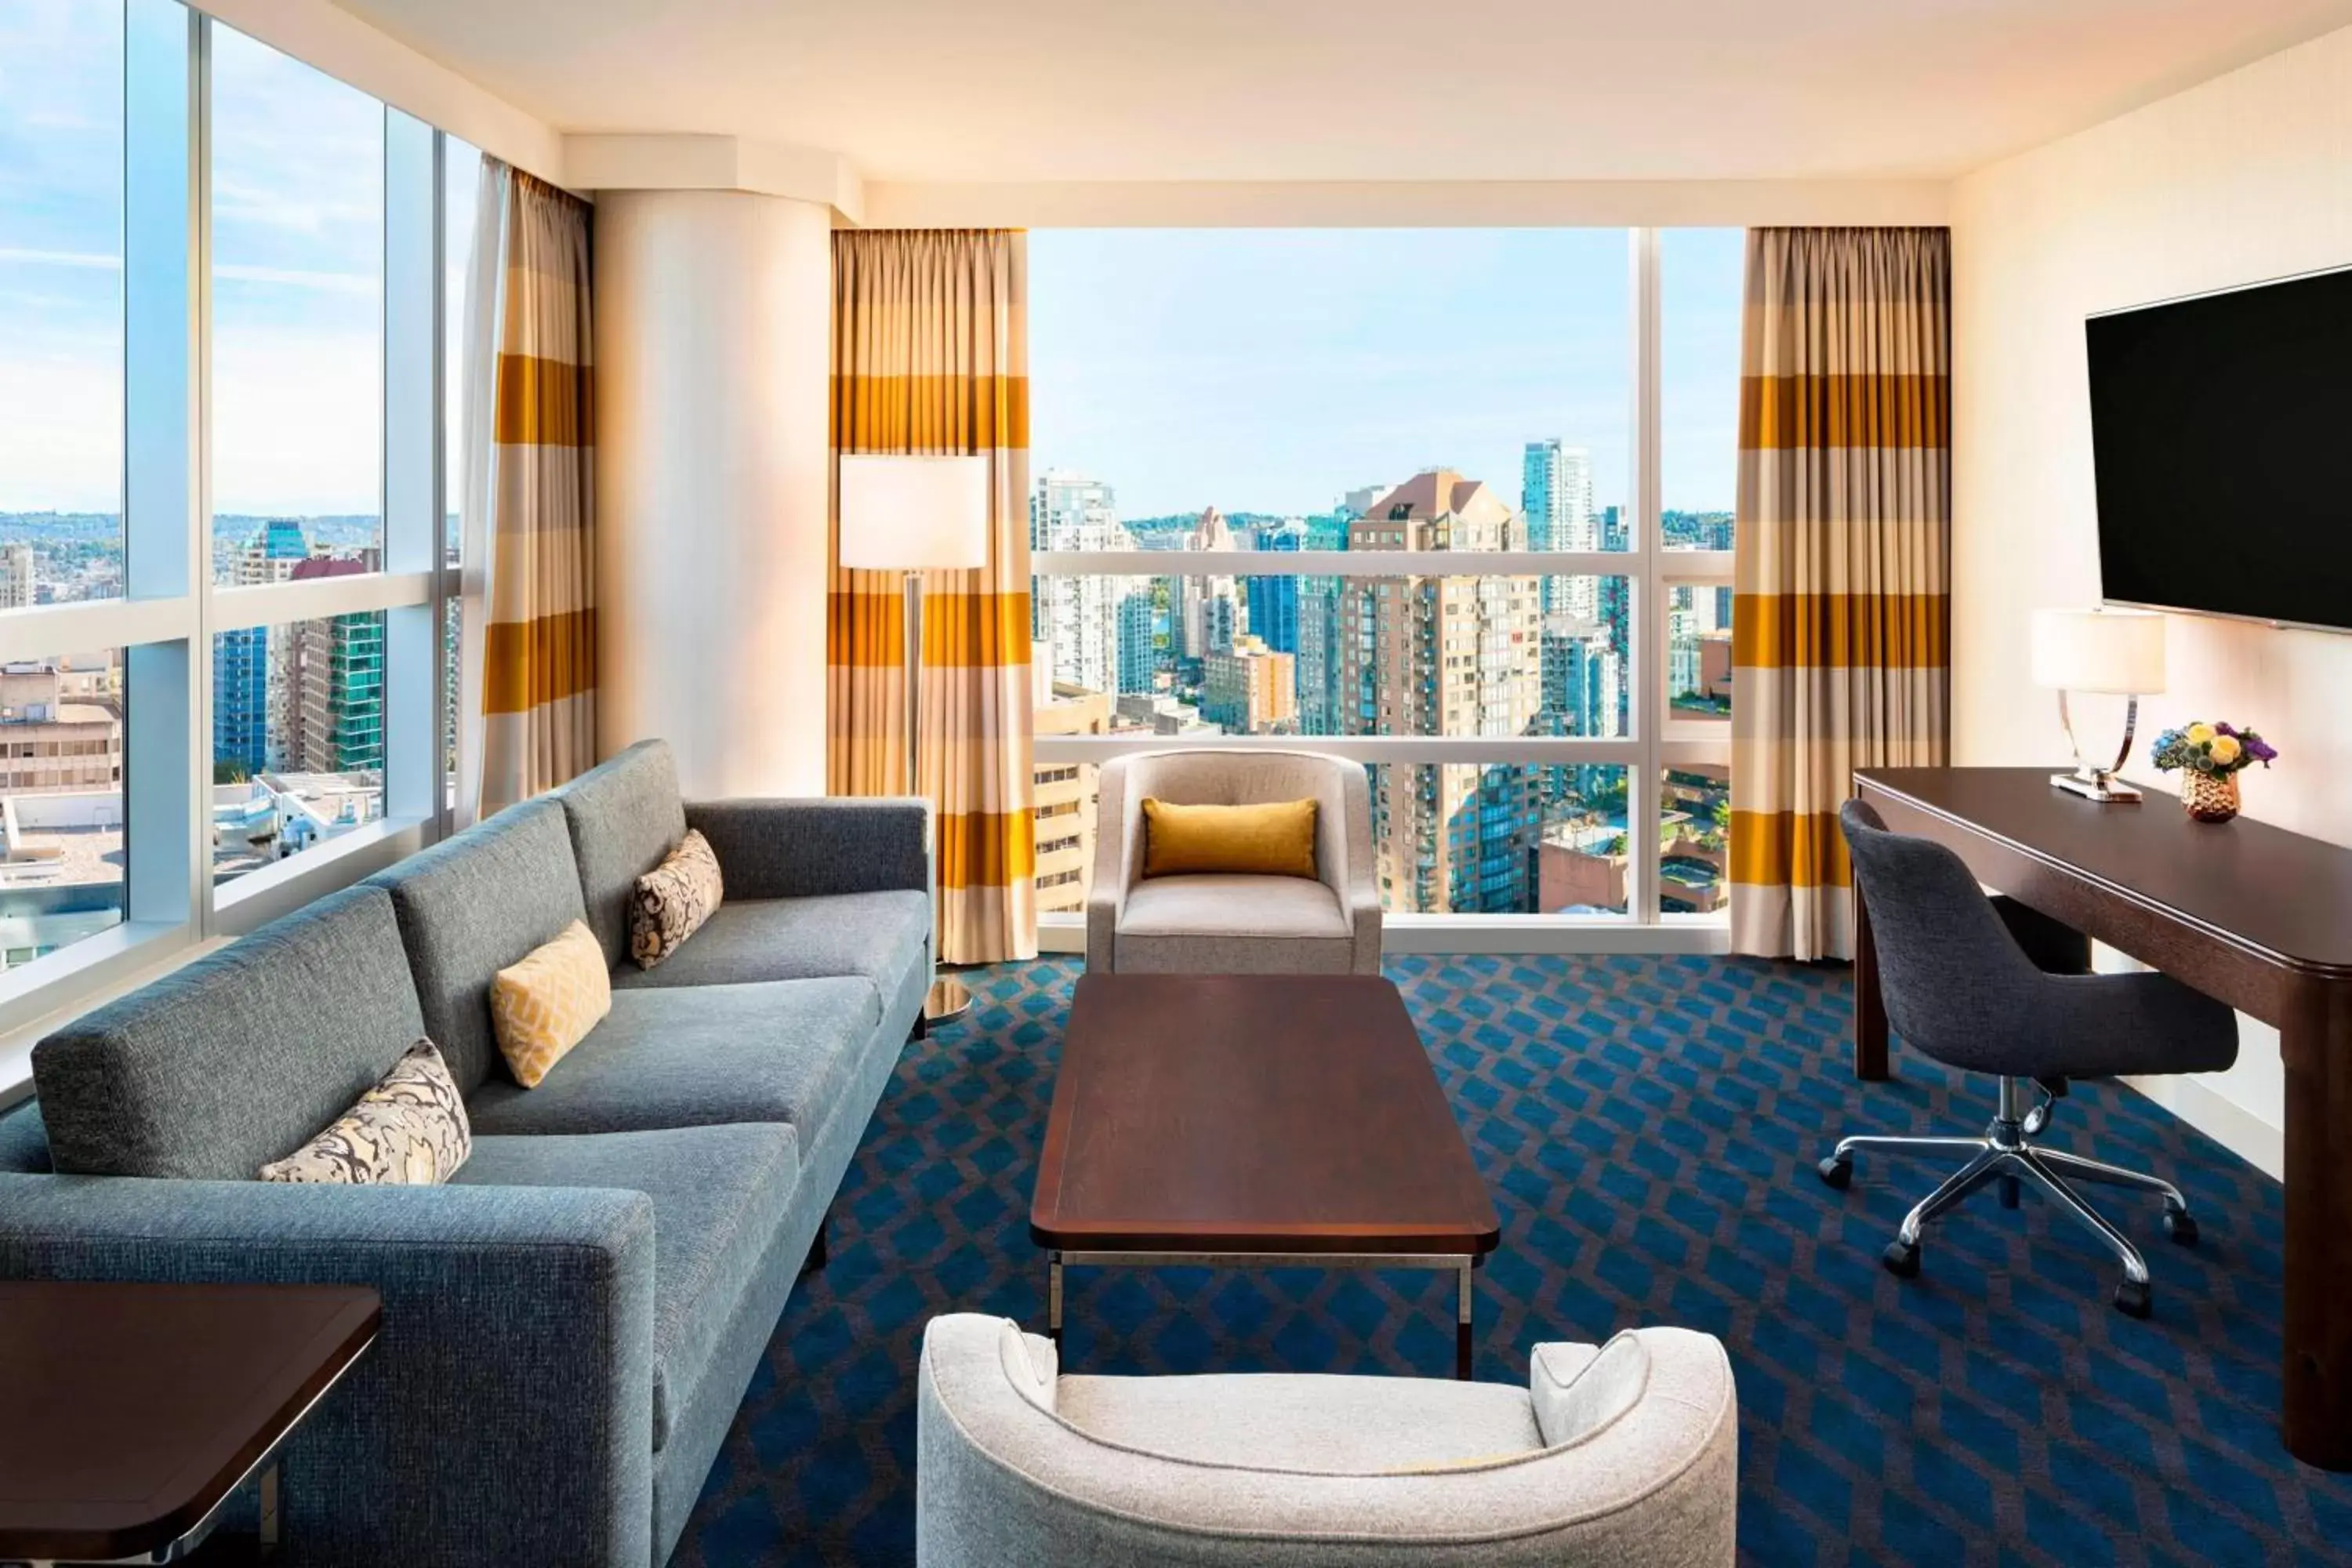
<box><xmin>1086</xmin><ymin>749</ymin><xmax>1381</xmax><ymax>974</ymax></box>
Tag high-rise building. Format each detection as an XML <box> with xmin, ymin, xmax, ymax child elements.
<box><xmin>289</xmin><ymin>555</ymin><xmax>385</xmax><ymax>775</ymax></box>
<box><xmin>1343</xmin><ymin>470</ymin><xmax>1542</xmax><ymax>914</ymax></box>
<box><xmin>1245</xmin><ymin>520</ymin><xmax>1308</xmax><ymax>655</ymax></box>
<box><xmin>1174</xmin><ymin>506</ymin><xmax>1240</xmax><ymax>662</ymax></box>
<box><xmin>1600</xmin><ymin>504</ymin><xmax>1630</xmax><ymax>553</ymax></box>
<box><xmin>1521</xmin><ymin>441</ymin><xmax>1595</xmax><ymax>620</ymax></box>
<box><xmin>1031</xmin><ymin>470</ymin><xmax>1127</xmax><ymax>696</ymax></box>
<box><xmin>0</xmin><ymin>544</ymin><xmax>37</xmax><ymax>611</ymax></box>
<box><xmin>1292</xmin><ymin>514</ymin><xmax>1349</xmax><ymax>735</ymax></box>
<box><xmin>0</xmin><ymin>660</ymin><xmax>122</xmax><ymax>794</ymax></box>
<box><xmin>1202</xmin><ymin>633</ymin><xmax>1297</xmax><ymax>733</ymax></box>
<box><xmin>1032</xmin><ymin>656</ymin><xmax>1112</xmax><ymax>916</ymax></box>
<box><xmin>212</xmin><ymin>518</ymin><xmax>313</xmax><ymax>777</ymax></box>
<box><xmin>1113</xmin><ymin>584</ymin><xmax>1158</xmax><ymax>695</ymax></box>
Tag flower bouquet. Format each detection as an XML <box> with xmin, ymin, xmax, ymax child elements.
<box><xmin>2150</xmin><ymin>721</ymin><xmax>2276</xmax><ymax>822</ymax></box>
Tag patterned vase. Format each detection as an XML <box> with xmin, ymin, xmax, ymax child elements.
<box><xmin>2182</xmin><ymin>770</ymin><xmax>2241</xmax><ymax>823</ymax></box>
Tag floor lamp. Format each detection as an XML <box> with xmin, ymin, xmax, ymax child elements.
<box><xmin>837</xmin><ymin>454</ymin><xmax>992</xmax><ymax>1025</ymax></box>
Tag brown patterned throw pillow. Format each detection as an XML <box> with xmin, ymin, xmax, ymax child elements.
<box><xmin>260</xmin><ymin>1040</ymin><xmax>471</xmax><ymax>1185</ymax></box>
<box><xmin>631</xmin><ymin>829</ymin><xmax>724</xmax><ymax>969</ymax></box>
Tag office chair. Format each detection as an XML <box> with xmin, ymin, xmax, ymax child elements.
<box><xmin>1819</xmin><ymin>799</ymin><xmax>2238</xmax><ymax>1317</ymax></box>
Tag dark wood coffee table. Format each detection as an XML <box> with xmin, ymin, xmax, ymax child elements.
<box><xmin>0</xmin><ymin>1280</ymin><xmax>380</xmax><ymax>1565</ymax></box>
<box><xmin>1032</xmin><ymin>973</ymin><xmax>1501</xmax><ymax>1378</ymax></box>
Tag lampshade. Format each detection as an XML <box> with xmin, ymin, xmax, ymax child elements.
<box><xmin>837</xmin><ymin>456</ymin><xmax>990</xmax><ymax>571</ymax></box>
<box><xmin>2030</xmin><ymin>607</ymin><xmax>2167</xmax><ymax>695</ymax></box>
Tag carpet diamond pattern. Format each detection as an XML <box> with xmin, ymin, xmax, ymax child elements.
<box><xmin>673</xmin><ymin>954</ymin><xmax>2351</xmax><ymax>1566</ymax></box>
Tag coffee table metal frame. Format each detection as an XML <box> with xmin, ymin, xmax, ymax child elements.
<box><xmin>1047</xmin><ymin>1248</ymin><xmax>1482</xmax><ymax>1381</ymax></box>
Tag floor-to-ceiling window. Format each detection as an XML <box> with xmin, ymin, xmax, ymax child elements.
<box><xmin>1027</xmin><ymin>227</ymin><xmax>1743</xmax><ymax>947</ymax></box>
<box><xmin>0</xmin><ymin>0</ymin><xmax>477</xmax><ymax>1043</ymax></box>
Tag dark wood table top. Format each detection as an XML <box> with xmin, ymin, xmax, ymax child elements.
<box><xmin>1857</xmin><ymin>767</ymin><xmax>2352</xmax><ymax>978</ymax></box>
<box><xmin>1032</xmin><ymin>974</ymin><xmax>1502</xmax><ymax>1255</ymax></box>
<box><xmin>0</xmin><ymin>1281</ymin><xmax>381</xmax><ymax>1563</ymax></box>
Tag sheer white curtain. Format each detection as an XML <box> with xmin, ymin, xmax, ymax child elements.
<box><xmin>454</xmin><ymin>156</ymin><xmax>509</xmax><ymax>829</ymax></box>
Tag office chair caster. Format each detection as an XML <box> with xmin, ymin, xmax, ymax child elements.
<box><xmin>1882</xmin><ymin>1238</ymin><xmax>1921</xmax><ymax>1278</ymax></box>
<box><xmin>2163</xmin><ymin>1206</ymin><xmax>2198</xmax><ymax>1246</ymax></box>
<box><xmin>2114</xmin><ymin>1277</ymin><xmax>2152</xmax><ymax>1319</ymax></box>
<box><xmin>1817</xmin><ymin>1156</ymin><xmax>1853</xmax><ymax>1190</ymax></box>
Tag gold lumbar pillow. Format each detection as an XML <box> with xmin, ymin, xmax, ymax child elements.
<box><xmin>1140</xmin><ymin>797</ymin><xmax>1319</xmax><ymax>879</ymax></box>
<box><xmin>491</xmin><ymin>919</ymin><xmax>612</xmax><ymax>1088</ymax></box>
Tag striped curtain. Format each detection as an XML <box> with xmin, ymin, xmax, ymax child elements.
<box><xmin>829</xmin><ymin>231</ymin><xmax>1036</xmax><ymax>964</ymax></box>
<box><xmin>1729</xmin><ymin>227</ymin><xmax>1951</xmax><ymax>961</ymax></box>
<box><xmin>465</xmin><ymin>161</ymin><xmax>597</xmax><ymax>817</ymax></box>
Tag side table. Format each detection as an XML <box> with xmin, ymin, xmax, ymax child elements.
<box><xmin>0</xmin><ymin>1281</ymin><xmax>380</xmax><ymax>1566</ymax></box>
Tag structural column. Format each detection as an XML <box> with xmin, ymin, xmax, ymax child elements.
<box><xmin>593</xmin><ymin>188</ymin><xmax>832</xmax><ymax>797</ymax></box>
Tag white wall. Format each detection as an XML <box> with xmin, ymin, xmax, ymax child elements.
<box><xmin>593</xmin><ymin>190</ymin><xmax>833</xmax><ymax>799</ymax></box>
<box><xmin>1951</xmin><ymin>22</ymin><xmax>2352</xmax><ymax>1178</ymax></box>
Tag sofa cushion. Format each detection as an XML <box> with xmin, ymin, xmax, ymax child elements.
<box><xmin>492</xmin><ymin>920</ymin><xmax>613</xmax><ymax>1089</ymax></box>
<box><xmin>368</xmin><ymin>799</ymin><xmax>587</xmax><ymax>1097</ymax></box>
<box><xmin>556</xmin><ymin>740</ymin><xmax>689</xmax><ymax>969</ymax></box>
<box><xmin>260</xmin><ymin>1040</ymin><xmax>473</xmax><ymax>1185</ymax></box>
<box><xmin>1141</xmin><ymin>797</ymin><xmax>1319</xmax><ymax>880</ymax></box>
<box><xmin>630</xmin><ymin>829</ymin><xmax>723</xmax><ymax>971</ymax></box>
<box><xmin>1114</xmin><ymin>873</ymin><xmax>1353</xmax><ymax>974</ymax></box>
<box><xmin>1531</xmin><ymin>1333</ymin><xmax>1650</xmax><ymax>1448</ymax></box>
<box><xmin>31</xmin><ymin>886</ymin><xmax>427</xmax><ymax>1179</ymax></box>
<box><xmin>466</xmin><ymin>978</ymin><xmax>881</xmax><ymax>1152</ymax></box>
<box><xmin>0</xmin><ymin>1100</ymin><xmax>50</xmax><ymax>1174</ymax></box>
<box><xmin>1054</xmin><ymin>1370</ymin><xmax>1542</xmax><ymax>1475</ymax></box>
<box><xmin>609</xmin><ymin>890</ymin><xmax>929</xmax><ymax>1006</ymax></box>
<box><xmin>452</xmin><ymin>1123</ymin><xmax>800</xmax><ymax>1453</ymax></box>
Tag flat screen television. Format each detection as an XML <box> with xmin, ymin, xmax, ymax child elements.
<box><xmin>2085</xmin><ymin>267</ymin><xmax>2352</xmax><ymax>633</ymax></box>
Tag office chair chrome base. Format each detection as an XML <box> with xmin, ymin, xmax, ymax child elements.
<box><xmin>1818</xmin><ymin>1076</ymin><xmax>2194</xmax><ymax>1320</ymax></box>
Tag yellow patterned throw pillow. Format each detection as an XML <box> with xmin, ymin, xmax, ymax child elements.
<box><xmin>491</xmin><ymin>919</ymin><xmax>612</xmax><ymax>1088</ymax></box>
<box><xmin>1141</xmin><ymin>797</ymin><xmax>1319</xmax><ymax>879</ymax></box>
<box><xmin>260</xmin><ymin>1040</ymin><xmax>471</xmax><ymax>1185</ymax></box>
<box><xmin>631</xmin><ymin>829</ymin><xmax>724</xmax><ymax>969</ymax></box>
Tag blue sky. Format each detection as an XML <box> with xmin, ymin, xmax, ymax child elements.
<box><xmin>0</xmin><ymin>2</ymin><xmax>1741</xmax><ymax>526</ymax></box>
<box><xmin>0</xmin><ymin>1</ymin><xmax>384</xmax><ymax>517</ymax></box>
<box><xmin>1031</xmin><ymin>227</ymin><xmax>1745</xmax><ymax>521</ymax></box>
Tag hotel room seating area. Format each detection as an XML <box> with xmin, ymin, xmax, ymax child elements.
<box><xmin>0</xmin><ymin>742</ymin><xmax>932</xmax><ymax>1566</ymax></box>
<box><xmin>9</xmin><ymin>5</ymin><xmax>2352</xmax><ymax>1566</ymax></box>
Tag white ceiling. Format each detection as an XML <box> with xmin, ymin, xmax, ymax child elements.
<box><xmin>332</xmin><ymin>0</ymin><xmax>2352</xmax><ymax>183</ymax></box>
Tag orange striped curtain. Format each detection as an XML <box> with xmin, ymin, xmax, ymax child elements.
<box><xmin>473</xmin><ymin>163</ymin><xmax>596</xmax><ymax>815</ymax></box>
<box><xmin>1730</xmin><ymin>227</ymin><xmax>1951</xmax><ymax>960</ymax></box>
<box><xmin>829</xmin><ymin>231</ymin><xmax>1036</xmax><ymax>964</ymax></box>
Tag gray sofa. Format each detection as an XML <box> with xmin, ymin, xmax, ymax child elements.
<box><xmin>0</xmin><ymin>739</ymin><xmax>932</xmax><ymax>1568</ymax></box>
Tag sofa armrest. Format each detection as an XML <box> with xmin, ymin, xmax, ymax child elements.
<box><xmin>684</xmin><ymin>796</ymin><xmax>933</xmax><ymax>902</ymax></box>
<box><xmin>1084</xmin><ymin>760</ymin><xmax>1140</xmax><ymax>970</ymax></box>
<box><xmin>0</xmin><ymin>1174</ymin><xmax>657</xmax><ymax>1568</ymax></box>
<box><xmin>1336</xmin><ymin>758</ymin><xmax>1382</xmax><ymax>972</ymax></box>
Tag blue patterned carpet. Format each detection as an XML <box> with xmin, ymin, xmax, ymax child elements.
<box><xmin>674</xmin><ymin>955</ymin><xmax>2352</xmax><ymax>1566</ymax></box>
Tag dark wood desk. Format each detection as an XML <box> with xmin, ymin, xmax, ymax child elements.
<box><xmin>1034</xmin><ymin>974</ymin><xmax>1501</xmax><ymax>1377</ymax></box>
<box><xmin>1853</xmin><ymin>767</ymin><xmax>2352</xmax><ymax>1470</ymax></box>
<box><xmin>0</xmin><ymin>1281</ymin><xmax>381</xmax><ymax>1565</ymax></box>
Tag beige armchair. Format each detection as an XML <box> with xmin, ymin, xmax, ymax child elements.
<box><xmin>916</xmin><ymin>1313</ymin><xmax>1739</xmax><ymax>1566</ymax></box>
<box><xmin>1086</xmin><ymin>749</ymin><xmax>1380</xmax><ymax>975</ymax></box>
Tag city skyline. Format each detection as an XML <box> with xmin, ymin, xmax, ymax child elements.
<box><xmin>1025</xmin><ymin>458</ymin><xmax>1733</xmax><ymax>918</ymax></box>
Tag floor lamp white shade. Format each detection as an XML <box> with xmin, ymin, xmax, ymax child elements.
<box><xmin>833</xmin><ymin>453</ymin><xmax>992</xmax><ymax>1025</ymax></box>
<box><xmin>2030</xmin><ymin>607</ymin><xmax>2167</xmax><ymax>801</ymax></box>
<box><xmin>837</xmin><ymin>455</ymin><xmax>991</xmax><ymax>571</ymax></box>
